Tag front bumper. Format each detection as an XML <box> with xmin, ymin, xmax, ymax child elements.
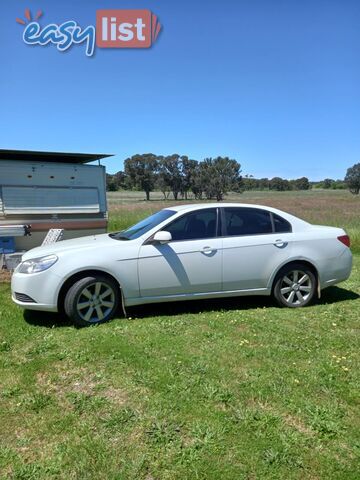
<box><xmin>11</xmin><ymin>270</ymin><xmax>61</xmax><ymax>312</ymax></box>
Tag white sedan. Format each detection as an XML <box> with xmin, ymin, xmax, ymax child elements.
<box><xmin>11</xmin><ymin>203</ymin><xmax>352</xmax><ymax>326</ymax></box>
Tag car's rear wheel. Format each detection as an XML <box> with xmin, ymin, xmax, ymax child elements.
<box><xmin>273</xmin><ymin>264</ymin><xmax>317</xmax><ymax>308</ymax></box>
<box><xmin>64</xmin><ymin>276</ymin><xmax>119</xmax><ymax>327</ymax></box>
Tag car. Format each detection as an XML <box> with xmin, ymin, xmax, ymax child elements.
<box><xmin>11</xmin><ymin>203</ymin><xmax>352</xmax><ymax>326</ymax></box>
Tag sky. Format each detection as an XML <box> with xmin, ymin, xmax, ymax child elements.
<box><xmin>0</xmin><ymin>0</ymin><xmax>359</xmax><ymax>180</ymax></box>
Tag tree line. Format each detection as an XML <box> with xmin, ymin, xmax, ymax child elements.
<box><xmin>106</xmin><ymin>154</ymin><xmax>360</xmax><ymax>199</ymax></box>
<box><xmin>108</xmin><ymin>154</ymin><xmax>242</xmax><ymax>201</ymax></box>
<box><xmin>242</xmin><ymin>177</ymin><xmax>347</xmax><ymax>191</ymax></box>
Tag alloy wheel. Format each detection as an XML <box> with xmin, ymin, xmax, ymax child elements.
<box><xmin>76</xmin><ymin>281</ymin><xmax>116</xmax><ymax>323</ymax></box>
<box><xmin>278</xmin><ymin>269</ymin><xmax>313</xmax><ymax>306</ymax></box>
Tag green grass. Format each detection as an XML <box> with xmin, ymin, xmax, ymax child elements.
<box><xmin>1</xmin><ymin>190</ymin><xmax>359</xmax><ymax>479</ymax></box>
<box><xmin>0</xmin><ymin>268</ymin><xmax>359</xmax><ymax>479</ymax></box>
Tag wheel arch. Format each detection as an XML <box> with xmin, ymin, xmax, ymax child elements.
<box><xmin>270</xmin><ymin>259</ymin><xmax>320</xmax><ymax>296</ymax></box>
<box><xmin>57</xmin><ymin>269</ymin><xmax>121</xmax><ymax>312</ymax></box>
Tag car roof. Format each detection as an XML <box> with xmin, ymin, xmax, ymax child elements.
<box><xmin>164</xmin><ymin>203</ymin><xmax>287</xmax><ymax>214</ymax></box>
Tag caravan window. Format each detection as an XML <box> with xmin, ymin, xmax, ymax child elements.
<box><xmin>2</xmin><ymin>186</ymin><xmax>100</xmax><ymax>214</ymax></box>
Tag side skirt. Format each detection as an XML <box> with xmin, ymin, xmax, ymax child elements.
<box><xmin>125</xmin><ymin>288</ymin><xmax>270</xmax><ymax>307</ymax></box>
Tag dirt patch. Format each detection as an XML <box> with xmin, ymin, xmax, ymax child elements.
<box><xmin>102</xmin><ymin>386</ymin><xmax>128</xmax><ymax>406</ymax></box>
<box><xmin>68</xmin><ymin>378</ymin><xmax>99</xmax><ymax>396</ymax></box>
<box><xmin>250</xmin><ymin>400</ymin><xmax>315</xmax><ymax>437</ymax></box>
<box><xmin>0</xmin><ymin>269</ymin><xmax>12</xmax><ymax>283</ymax></box>
<box><xmin>282</xmin><ymin>413</ymin><xmax>314</xmax><ymax>436</ymax></box>
<box><xmin>36</xmin><ymin>364</ymin><xmax>129</xmax><ymax>406</ymax></box>
<box><xmin>37</xmin><ymin>366</ymin><xmax>99</xmax><ymax>395</ymax></box>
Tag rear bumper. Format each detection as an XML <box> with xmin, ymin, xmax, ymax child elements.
<box><xmin>320</xmin><ymin>248</ymin><xmax>353</xmax><ymax>289</ymax></box>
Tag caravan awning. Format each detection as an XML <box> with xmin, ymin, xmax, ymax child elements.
<box><xmin>0</xmin><ymin>149</ymin><xmax>113</xmax><ymax>164</ymax></box>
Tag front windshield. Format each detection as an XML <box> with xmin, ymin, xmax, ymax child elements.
<box><xmin>109</xmin><ymin>209</ymin><xmax>176</xmax><ymax>241</ymax></box>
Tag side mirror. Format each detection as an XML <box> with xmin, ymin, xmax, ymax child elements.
<box><xmin>153</xmin><ymin>231</ymin><xmax>172</xmax><ymax>244</ymax></box>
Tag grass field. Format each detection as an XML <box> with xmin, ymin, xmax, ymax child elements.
<box><xmin>0</xmin><ymin>190</ymin><xmax>359</xmax><ymax>479</ymax></box>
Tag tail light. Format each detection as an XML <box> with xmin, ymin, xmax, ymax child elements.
<box><xmin>337</xmin><ymin>235</ymin><xmax>350</xmax><ymax>248</ymax></box>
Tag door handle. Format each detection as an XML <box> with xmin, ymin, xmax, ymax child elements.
<box><xmin>274</xmin><ymin>239</ymin><xmax>288</xmax><ymax>248</ymax></box>
<box><xmin>201</xmin><ymin>246</ymin><xmax>215</xmax><ymax>255</ymax></box>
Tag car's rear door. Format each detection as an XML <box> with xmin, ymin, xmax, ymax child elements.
<box><xmin>138</xmin><ymin>208</ymin><xmax>223</xmax><ymax>298</ymax></box>
<box><xmin>221</xmin><ymin>207</ymin><xmax>293</xmax><ymax>291</ymax></box>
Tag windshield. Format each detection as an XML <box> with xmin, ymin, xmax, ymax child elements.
<box><xmin>109</xmin><ymin>209</ymin><xmax>176</xmax><ymax>241</ymax></box>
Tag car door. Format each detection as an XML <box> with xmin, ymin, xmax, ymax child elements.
<box><xmin>138</xmin><ymin>208</ymin><xmax>223</xmax><ymax>298</ymax></box>
<box><xmin>221</xmin><ymin>207</ymin><xmax>293</xmax><ymax>291</ymax></box>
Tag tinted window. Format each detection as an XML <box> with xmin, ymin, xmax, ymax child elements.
<box><xmin>164</xmin><ymin>209</ymin><xmax>217</xmax><ymax>241</ymax></box>
<box><xmin>110</xmin><ymin>209</ymin><xmax>176</xmax><ymax>240</ymax></box>
<box><xmin>223</xmin><ymin>208</ymin><xmax>272</xmax><ymax>236</ymax></box>
<box><xmin>273</xmin><ymin>213</ymin><xmax>292</xmax><ymax>233</ymax></box>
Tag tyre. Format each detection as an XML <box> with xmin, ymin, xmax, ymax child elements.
<box><xmin>64</xmin><ymin>276</ymin><xmax>120</xmax><ymax>327</ymax></box>
<box><xmin>273</xmin><ymin>263</ymin><xmax>317</xmax><ymax>308</ymax></box>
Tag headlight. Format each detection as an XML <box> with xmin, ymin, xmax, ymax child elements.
<box><xmin>17</xmin><ymin>255</ymin><xmax>58</xmax><ymax>274</ymax></box>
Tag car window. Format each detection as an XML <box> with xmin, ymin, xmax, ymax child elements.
<box><xmin>163</xmin><ymin>208</ymin><xmax>217</xmax><ymax>241</ymax></box>
<box><xmin>273</xmin><ymin>213</ymin><xmax>292</xmax><ymax>233</ymax></box>
<box><xmin>223</xmin><ymin>208</ymin><xmax>272</xmax><ymax>236</ymax></box>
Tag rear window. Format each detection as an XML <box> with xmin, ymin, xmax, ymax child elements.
<box><xmin>223</xmin><ymin>208</ymin><xmax>273</xmax><ymax>236</ymax></box>
<box><xmin>273</xmin><ymin>213</ymin><xmax>292</xmax><ymax>233</ymax></box>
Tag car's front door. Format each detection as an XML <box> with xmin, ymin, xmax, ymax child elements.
<box><xmin>138</xmin><ymin>208</ymin><xmax>223</xmax><ymax>298</ymax></box>
<box><xmin>221</xmin><ymin>207</ymin><xmax>293</xmax><ymax>291</ymax></box>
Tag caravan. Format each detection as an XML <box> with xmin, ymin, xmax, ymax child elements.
<box><xmin>0</xmin><ymin>149</ymin><xmax>110</xmax><ymax>250</ymax></box>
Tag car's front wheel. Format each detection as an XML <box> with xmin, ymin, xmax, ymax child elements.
<box><xmin>273</xmin><ymin>264</ymin><xmax>317</xmax><ymax>308</ymax></box>
<box><xmin>64</xmin><ymin>276</ymin><xmax>120</xmax><ymax>327</ymax></box>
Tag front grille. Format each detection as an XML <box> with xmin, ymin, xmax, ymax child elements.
<box><xmin>15</xmin><ymin>292</ymin><xmax>36</xmax><ymax>303</ymax></box>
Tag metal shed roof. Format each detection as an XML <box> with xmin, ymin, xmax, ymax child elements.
<box><xmin>0</xmin><ymin>149</ymin><xmax>113</xmax><ymax>164</ymax></box>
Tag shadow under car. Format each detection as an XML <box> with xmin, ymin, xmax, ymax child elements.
<box><xmin>23</xmin><ymin>285</ymin><xmax>359</xmax><ymax>327</ymax></box>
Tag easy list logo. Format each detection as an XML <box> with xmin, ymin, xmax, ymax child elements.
<box><xmin>16</xmin><ymin>8</ymin><xmax>162</xmax><ymax>57</ymax></box>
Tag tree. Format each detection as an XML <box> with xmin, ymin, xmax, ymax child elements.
<box><xmin>269</xmin><ymin>177</ymin><xmax>291</xmax><ymax>191</ymax></box>
<box><xmin>180</xmin><ymin>156</ymin><xmax>198</xmax><ymax>200</ymax></box>
<box><xmin>190</xmin><ymin>162</ymin><xmax>203</xmax><ymax>200</ymax></box>
<box><xmin>157</xmin><ymin>155</ymin><xmax>199</xmax><ymax>200</ymax></box>
<box><xmin>242</xmin><ymin>175</ymin><xmax>257</xmax><ymax>191</ymax></box>
<box><xmin>106</xmin><ymin>171</ymin><xmax>127</xmax><ymax>191</ymax></box>
<box><xmin>156</xmin><ymin>174</ymin><xmax>171</xmax><ymax>199</ymax></box>
<box><xmin>291</xmin><ymin>177</ymin><xmax>311</xmax><ymax>190</ymax></box>
<box><xmin>199</xmin><ymin>157</ymin><xmax>241</xmax><ymax>201</ymax></box>
<box><xmin>322</xmin><ymin>178</ymin><xmax>335</xmax><ymax>189</ymax></box>
<box><xmin>259</xmin><ymin>178</ymin><xmax>270</xmax><ymax>190</ymax></box>
<box><xmin>345</xmin><ymin>164</ymin><xmax>360</xmax><ymax>194</ymax></box>
<box><xmin>114</xmin><ymin>171</ymin><xmax>127</xmax><ymax>189</ymax></box>
<box><xmin>158</xmin><ymin>154</ymin><xmax>183</xmax><ymax>200</ymax></box>
<box><xmin>106</xmin><ymin>173</ymin><xmax>118</xmax><ymax>191</ymax></box>
<box><xmin>331</xmin><ymin>179</ymin><xmax>346</xmax><ymax>190</ymax></box>
<box><xmin>124</xmin><ymin>154</ymin><xmax>158</xmax><ymax>200</ymax></box>
<box><xmin>242</xmin><ymin>177</ymin><xmax>272</xmax><ymax>191</ymax></box>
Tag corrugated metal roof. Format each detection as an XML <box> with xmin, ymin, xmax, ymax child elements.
<box><xmin>0</xmin><ymin>149</ymin><xmax>113</xmax><ymax>164</ymax></box>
